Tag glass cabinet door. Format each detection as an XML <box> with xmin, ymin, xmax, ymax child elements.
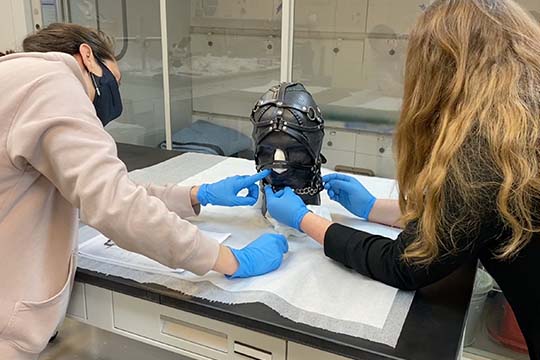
<box><xmin>164</xmin><ymin>0</ymin><xmax>282</xmax><ymax>158</ymax></box>
<box><xmin>464</xmin><ymin>269</ymin><xmax>530</xmax><ymax>360</ymax></box>
<box><xmin>67</xmin><ymin>0</ymin><xmax>166</xmax><ymax>147</ymax></box>
<box><xmin>292</xmin><ymin>0</ymin><xmax>421</xmax><ymax>176</ymax></box>
<box><xmin>292</xmin><ymin>0</ymin><xmax>540</xmax><ymax>178</ymax></box>
<box><xmin>67</xmin><ymin>0</ymin><xmax>281</xmax><ymax>157</ymax></box>
<box><xmin>463</xmin><ymin>3</ymin><xmax>538</xmax><ymax>359</ymax></box>
<box><xmin>63</xmin><ymin>0</ymin><xmax>540</xmax><ymax>175</ymax></box>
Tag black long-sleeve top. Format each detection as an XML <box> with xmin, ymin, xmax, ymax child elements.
<box><xmin>325</xmin><ymin>212</ymin><xmax>540</xmax><ymax>359</ymax></box>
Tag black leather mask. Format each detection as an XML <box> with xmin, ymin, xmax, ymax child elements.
<box><xmin>251</xmin><ymin>82</ymin><xmax>326</xmax><ymax>205</ymax></box>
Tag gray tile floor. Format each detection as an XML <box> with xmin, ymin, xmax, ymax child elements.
<box><xmin>40</xmin><ymin>318</ymin><xmax>188</xmax><ymax>360</ymax></box>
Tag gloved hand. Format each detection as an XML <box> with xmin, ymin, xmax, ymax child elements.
<box><xmin>228</xmin><ymin>233</ymin><xmax>288</xmax><ymax>279</ymax></box>
<box><xmin>198</xmin><ymin>169</ymin><xmax>271</xmax><ymax>207</ymax></box>
<box><xmin>323</xmin><ymin>173</ymin><xmax>376</xmax><ymax>219</ymax></box>
<box><xmin>264</xmin><ymin>186</ymin><xmax>309</xmax><ymax>231</ymax></box>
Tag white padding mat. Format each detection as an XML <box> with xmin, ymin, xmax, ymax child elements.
<box><xmin>78</xmin><ymin>153</ymin><xmax>414</xmax><ymax>347</ymax></box>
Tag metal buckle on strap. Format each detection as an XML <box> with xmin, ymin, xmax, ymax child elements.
<box><xmin>307</xmin><ymin>106</ymin><xmax>317</xmax><ymax>121</ymax></box>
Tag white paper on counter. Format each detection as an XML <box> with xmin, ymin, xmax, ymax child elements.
<box><xmin>174</xmin><ymin>157</ymin><xmax>404</xmax><ymax>329</ymax></box>
<box><xmin>77</xmin><ymin>153</ymin><xmax>413</xmax><ymax>347</ymax></box>
<box><xmin>79</xmin><ymin>230</ymin><xmax>230</xmax><ymax>276</ymax></box>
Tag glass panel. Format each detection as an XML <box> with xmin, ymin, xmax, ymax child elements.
<box><xmin>464</xmin><ymin>269</ymin><xmax>529</xmax><ymax>359</ymax></box>
<box><xmin>164</xmin><ymin>0</ymin><xmax>281</xmax><ymax>158</ymax></box>
<box><xmin>293</xmin><ymin>0</ymin><xmax>410</xmax><ymax>177</ymax></box>
<box><xmin>464</xmin><ymin>2</ymin><xmax>539</xmax><ymax>356</ymax></box>
<box><xmin>292</xmin><ymin>0</ymin><xmax>540</xmax><ymax>177</ymax></box>
<box><xmin>520</xmin><ymin>0</ymin><xmax>540</xmax><ymax>23</ymax></box>
<box><xmin>67</xmin><ymin>0</ymin><xmax>166</xmax><ymax>147</ymax></box>
<box><xmin>41</xmin><ymin>0</ymin><xmax>61</xmax><ymax>27</ymax></box>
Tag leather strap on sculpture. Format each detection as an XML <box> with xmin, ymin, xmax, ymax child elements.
<box><xmin>251</xmin><ymin>82</ymin><xmax>326</xmax><ymax>205</ymax></box>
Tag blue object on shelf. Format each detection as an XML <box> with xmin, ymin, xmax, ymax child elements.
<box><xmin>160</xmin><ymin>120</ymin><xmax>252</xmax><ymax>156</ymax></box>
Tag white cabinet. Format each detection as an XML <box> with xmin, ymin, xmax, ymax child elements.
<box><xmin>324</xmin><ymin>130</ymin><xmax>356</xmax><ymax>151</ymax></box>
<box><xmin>191</xmin><ymin>0</ymin><xmax>278</xmax><ymax>21</ymax></box>
<box><xmin>294</xmin><ymin>0</ymin><xmax>368</xmax><ymax>33</ymax></box>
<box><xmin>321</xmin><ymin>130</ymin><xmax>395</xmax><ymax>178</ymax></box>
<box><xmin>67</xmin><ymin>283</ymin><xmax>362</xmax><ymax>360</ymax></box>
<box><xmin>362</xmin><ymin>38</ymin><xmax>407</xmax><ymax>96</ymax></box>
<box><xmin>293</xmin><ymin>38</ymin><xmax>337</xmax><ymax>85</ymax></box>
<box><xmin>287</xmin><ymin>342</ymin><xmax>352</xmax><ymax>360</ymax></box>
<box><xmin>322</xmin><ymin>129</ymin><xmax>356</xmax><ymax>170</ymax></box>
<box><xmin>113</xmin><ymin>293</ymin><xmax>230</xmax><ymax>360</ymax></box>
<box><xmin>356</xmin><ymin>133</ymin><xmax>393</xmax><ymax>157</ymax></box>
<box><xmin>113</xmin><ymin>293</ymin><xmax>286</xmax><ymax>360</ymax></box>
<box><xmin>67</xmin><ymin>284</ymin><xmax>286</xmax><ymax>360</ymax></box>
<box><xmin>334</xmin><ymin>0</ymin><xmax>369</xmax><ymax>33</ymax></box>
<box><xmin>355</xmin><ymin>132</ymin><xmax>396</xmax><ymax>179</ymax></box>
<box><xmin>366</xmin><ymin>0</ymin><xmax>428</xmax><ymax>35</ymax></box>
<box><xmin>322</xmin><ymin>148</ymin><xmax>356</xmax><ymax>170</ymax></box>
<box><xmin>66</xmin><ymin>282</ymin><xmax>86</xmax><ymax>321</ymax></box>
<box><xmin>355</xmin><ymin>153</ymin><xmax>396</xmax><ymax>179</ymax></box>
<box><xmin>332</xmin><ymin>40</ymin><xmax>366</xmax><ymax>89</ymax></box>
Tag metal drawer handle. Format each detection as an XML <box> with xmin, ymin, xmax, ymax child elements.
<box><xmin>335</xmin><ymin>165</ymin><xmax>375</xmax><ymax>177</ymax></box>
<box><xmin>233</xmin><ymin>342</ymin><xmax>272</xmax><ymax>360</ymax></box>
<box><xmin>160</xmin><ymin>315</ymin><xmax>228</xmax><ymax>353</ymax></box>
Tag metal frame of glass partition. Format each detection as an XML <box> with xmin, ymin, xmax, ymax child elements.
<box><xmin>280</xmin><ymin>0</ymin><xmax>294</xmax><ymax>83</ymax></box>
<box><xmin>60</xmin><ymin>0</ymin><xmax>295</xmax><ymax>151</ymax></box>
<box><xmin>159</xmin><ymin>0</ymin><xmax>172</xmax><ymax>149</ymax></box>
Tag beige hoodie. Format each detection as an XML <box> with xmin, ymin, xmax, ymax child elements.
<box><xmin>0</xmin><ymin>52</ymin><xmax>219</xmax><ymax>359</ymax></box>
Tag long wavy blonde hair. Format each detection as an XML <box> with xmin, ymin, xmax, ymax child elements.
<box><xmin>396</xmin><ymin>0</ymin><xmax>540</xmax><ymax>265</ymax></box>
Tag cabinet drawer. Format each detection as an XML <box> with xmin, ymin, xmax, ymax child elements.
<box><xmin>295</xmin><ymin>0</ymin><xmax>368</xmax><ymax>33</ymax></box>
<box><xmin>355</xmin><ymin>133</ymin><xmax>379</xmax><ymax>154</ymax></box>
<box><xmin>288</xmin><ymin>342</ymin><xmax>352</xmax><ymax>360</ymax></box>
<box><xmin>366</xmin><ymin>0</ymin><xmax>427</xmax><ymax>34</ymax></box>
<box><xmin>323</xmin><ymin>130</ymin><xmax>356</xmax><ymax>152</ymax></box>
<box><xmin>66</xmin><ymin>281</ymin><xmax>86</xmax><ymax>320</ymax></box>
<box><xmin>332</xmin><ymin>40</ymin><xmax>365</xmax><ymax>89</ymax></box>
<box><xmin>355</xmin><ymin>133</ymin><xmax>394</xmax><ymax>158</ymax></box>
<box><xmin>113</xmin><ymin>293</ymin><xmax>286</xmax><ymax>360</ymax></box>
<box><xmin>322</xmin><ymin>149</ymin><xmax>355</xmax><ymax>170</ymax></box>
<box><xmin>355</xmin><ymin>153</ymin><xmax>396</xmax><ymax>179</ymax></box>
<box><xmin>362</xmin><ymin>38</ymin><xmax>407</xmax><ymax>96</ymax></box>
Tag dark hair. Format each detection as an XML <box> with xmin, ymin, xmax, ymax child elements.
<box><xmin>21</xmin><ymin>23</ymin><xmax>115</xmax><ymax>62</ymax></box>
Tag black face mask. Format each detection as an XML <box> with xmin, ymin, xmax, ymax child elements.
<box><xmin>251</xmin><ymin>82</ymin><xmax>326</xmax><ymax>206</ymax></box>
<box><xmin>90</xmin><ymin>61</ymin><xmax>123</xmax><ymax>126</ymax></box>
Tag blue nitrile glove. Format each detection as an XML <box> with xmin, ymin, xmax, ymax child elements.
<box><xmin>264</xmin><ymin>186</ymin><xmax>310</xmax><ymax>231</ymax></box>
<box><xmin>197</xmin><ymin>169</ymin><xmax>271</xmax><ymax>207</ymax></box>
<box><xmin>228</xmin><ymin>233</ymin><xmax>289</xmax><ymax>279</ymax></box>
<box><xmin>322</xmin><ymin>173</ymin><xmax>376</xmax><ymax>219</ymax></box>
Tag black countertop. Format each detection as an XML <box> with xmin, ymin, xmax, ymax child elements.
<box><xmin>76</xmin><ymin>142</ymin><xmax>476</xmax><ymax>360</ymax></box>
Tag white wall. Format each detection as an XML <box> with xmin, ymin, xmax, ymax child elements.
<box><xmin>0</xmin><ymin>0</ymin><xmax>32</xmax><ymax>52</ymax></box>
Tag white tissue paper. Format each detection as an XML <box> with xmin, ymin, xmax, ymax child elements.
<box><xmin>79</xmin><ymin>230</ymin><xmax>230</xmax><ymax>276</ymax></box>
<box><xmin>77</xmin><ymin>153</ymin><xmax>413</xmax><ymax>347</ymax></box>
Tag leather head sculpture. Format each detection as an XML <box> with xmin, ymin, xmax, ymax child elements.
<box><xmin>251</xmin><ymin>82</ymin><xmax>326</xmax><ymax>206</ymax></box>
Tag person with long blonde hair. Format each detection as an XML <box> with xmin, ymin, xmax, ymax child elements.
<box><xmin>264</xmin><ymin>0</ymin><xmax>540</xmax><ymax>357</ymax></box>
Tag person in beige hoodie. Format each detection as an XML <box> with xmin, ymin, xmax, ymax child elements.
<box><xmin>0</xmin><ymin>23</ymin><xmax>288</xmax><ymax>359</ymax></box>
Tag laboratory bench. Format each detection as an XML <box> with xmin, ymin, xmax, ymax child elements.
<box><xmin>67</xmin><ymin>142</ymin><xmax>477</xmax><ymax>360</ymax></box>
